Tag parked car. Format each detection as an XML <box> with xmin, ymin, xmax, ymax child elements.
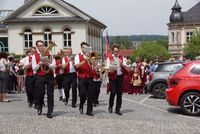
<box><xmin>147</xmin><ymin>61</ymin><xmax>184</xmax><ymax>99</ymax></box>
<box><xmin>166</xmin><ymin>60</ymin><xmax>200</xmax><ymax>116</ymax></box>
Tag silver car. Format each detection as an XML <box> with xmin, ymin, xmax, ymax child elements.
<box><xmin>147</xmin><ymin>61</ymin><xmax>184</xmax><ymax>99</ymax></box>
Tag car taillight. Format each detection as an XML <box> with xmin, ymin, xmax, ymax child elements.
<box><xmin>169</xmin><ymin>78</ymin><xmax>181</xmax><ymax>88</ymax></box>
<box><xmin>149</xmin><ymin>72</ymin><xmax>153</xmax><ymax>81</ymax></box>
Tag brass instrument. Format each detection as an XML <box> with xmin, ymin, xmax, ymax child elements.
<box><xmin>62</xmin><ymin>54</ymin><xmax>74</xmax><ymax>69</ymax></box>
<box><xmin>89</xmin><ymin>52</ymin><xmax>97</xmax><ymax>60</ymax></box>
<box><xmin>60</xmin><ymin>49</ymin><xmax>66</xmax><ymax>58</ymax></box>
<box><xmin>40</xmin><ymin>41</ymin><xmax>57</xmax><ymax>73</ymax></box>
<box><xmin>89</xmin><ymin>52</ymin><xmax>105</xmax><ymax>73</ymax></box>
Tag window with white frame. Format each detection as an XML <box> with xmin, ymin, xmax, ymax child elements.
<box><xmin>35</xmin><ymin>6</ymin><xmax>59</xmax><ymax>15</ymax></box>
<box><xmin>44</xmin><ymin>28</ymin><xmax>52</xmax><ymax>46</ymax></box>
<box><xmin>24</xmin><ymin>29</ymin><xmax>33</xmax><ymax>48</ymax></box>
<box><xmin>186</xmin><ymin>32</ymin><xmax>193</xmax><ymax>42</ymax></box>
<box><xmin>63</xmin><ymin>28</ymin><xmax>71</xmax><ymax>47</ymax></box>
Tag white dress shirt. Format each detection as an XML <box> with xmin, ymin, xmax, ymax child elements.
<box><xmin>32</xmin><ymin>52</ymin><xmax>56</xmax><ymax>72</ymax></box>
<box><xmin>62</xmin><ymin>56</ymin><xmax>76</xmax><ymax>73</ymax></box>
<box><xmin>74</xmin><ymin>52</ymin><xmax>87</xmax><ymax>65</ymax></box>
<box><xmin>106</xmin><ymin>54</ymin><xmax>126</xmax><ymax>75</ymax></box>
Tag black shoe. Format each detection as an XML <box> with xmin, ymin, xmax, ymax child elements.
<box><xmin>108</xmin><ymin>107</ymin><xmax>113</xmax><ymax>113</ymax></box>
<box><xmin>37</xmin><ymin>108</ymin><xmax>42</xmax><ymax>115</ymax></box>
<box><xmin>28</xmin><ymin>103</ymin><xmax>33</xmax><ymax>108</ymax></box>
<box><xmin>62</xmin><ymin>98</ymin><xmax>66</xmax><ymax>102</ymax></box>
<box><xmin>79</xmin><ymin>105</ymin><xmax>83</xmax><ymax>114</ymax></box>
<box><xmin>86</xmin><ymin>112</ymin><xmax>94</xmax><ymax>116</ymax></box>
<box><xmin>59</xmin><ymin>96</ymin><xmax>63</xmax><ymax>101</ymax></box>
<box><xmin>46</xmin><ymin>113</ymin><xmax>53</xmax><ymax>118</ymax></box>
<box><xmin>72</xmin><ymin>104</ymin><xmax>76</xmax><ymax>108</ymax></box>
<box><xmin>115</xmin><ymin>111</ymin><xmax>123</xmax><ymax>115</ymax></box>
<box><xmin>64</xmin><ymin>99</ymin><xmax>68</xmax><ymax>105</ymax></box>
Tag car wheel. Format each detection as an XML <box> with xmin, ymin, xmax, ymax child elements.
<box><xmin>180</xmin><ymin>92</ymin><xmax>200</xmax><ymax>116</ymax></box>
<box><xmin>152</xmin><ymin>83</ymin><xmax>167</xmax><ymax>99</ymax></box>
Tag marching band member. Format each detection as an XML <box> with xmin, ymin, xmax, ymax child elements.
<box><xmin>106</xmin><ymin>45</ymin><xmax>127</xmax><ymax>115</ymax></box>
<box><xmin>55</xmin><ymin>50</ymin><xmax>65</xmax><ymax>102</ymax></box>
<box><xmin>23</xmin><ymin>47</ymin><xmax>36</xmax><ymax>107</ymax></box>
<box><xmin>62</xmin><ymin>48</ymin><xmax>77</xmax><ymax>108</ymax></box>
<box><xmin>32</xmin><ymin>40</ymin><xmax>56</xmax><ymax>118</ymax></box>
<box><xmin>90</xmin><ymin>55</ymin><xmax>101</xmax><ymax>107</ymax></box>
<box><xmin>74</xmin><ymin>42</ymin><xmax>94</xmax><ymax>116</ymax></box>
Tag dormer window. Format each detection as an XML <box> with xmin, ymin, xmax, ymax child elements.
<box><xmin>34</xmin><ymin>6</ymin><xmax>59</xmax><ymax>15</ymax></box>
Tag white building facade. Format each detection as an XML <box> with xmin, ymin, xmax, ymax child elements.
<box><xmin>0</xmin><ymin>0</ymin><xmax>106</xmax><ymax>55</ymax></box>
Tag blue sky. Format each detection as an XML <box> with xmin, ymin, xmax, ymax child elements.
<box><xmin>0</xmin><ymin>0</ymin><xmax>199</xmax><ymax>36</ymax></box>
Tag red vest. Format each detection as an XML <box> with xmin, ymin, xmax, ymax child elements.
<box><xmin>108</xmin><ymin>55</ymin><xmax>124</xmax><ymax>80</ymax></box>
<box><xmin>55</xmin><ymin>59</ymin><xmax>62</xmax><ymax>75</ymax></box>
<box><xmin>63</xmin><ymin>57</ymin><xmax>70</xmax><ymax>74</ymax></box>
<box><xmin>93</xmin><ymin>69</ymin><xmax>100</xmax><ymax>80</ymax></box>
<box><xmin>76</xmin><ymin>53</ymin><xmax>93</xmax><ymax>78</ymax></box>
<box><xmin>26</xmin><ymin>56</ymin><xmax>33</xmax><ymax>77</ymax></box>
<box><xmin>35</xmin><ymin>52</ymin><xmax>53</xmax><ymax>76</ymax></box>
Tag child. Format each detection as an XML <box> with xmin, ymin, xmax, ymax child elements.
<box><xmin>131</xmin><ymin>68</ymin><xmax>142</xmax><ymax>95</ymax></box>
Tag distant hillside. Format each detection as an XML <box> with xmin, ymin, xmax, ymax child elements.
<box><xmin>102</xmin><ymin>35</ymin><xmax>168</xmax><ymax>49</ymax></box>
<box><xmin>108</xmin><ymin>35</ymin><xmax>168</xmax><ymax>42</ymax></box>
<box><xmin>128</xmin><ymin>35</ymin><xmax>168</xmax><ymax>41</ymax></box>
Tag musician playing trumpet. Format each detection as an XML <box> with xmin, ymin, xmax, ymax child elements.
<box><xmin>74</xmin><ymin>42</ymin><xmax>94</xmax><ymax>116</ymax></box>
<box><xmin>62</xmin><ymin>48</ymin><xmax>77</xmax><ymax>107</ymax></box>
<box><xmin>32</xmin><ymin>40</ymin><xmax>56</xmax><ymax>118</ymax></box>
<box><xmin>106</xmin><ymin>45</ymin><xmax>127</xmax><ymax>115</ymax></box>
<box><xmin>90</xmin><ymin>52</ymin><xmax>101</xmax><ymax>107</ymax></box>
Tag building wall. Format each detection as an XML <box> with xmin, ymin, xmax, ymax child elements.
<box><xmin>168</xmin><ymin>25</ymin><xmax>198</xmax><ymax>60</ymax></box>
<box><xmin>7</xmin><ymin>22</ymin><xmax>88</xmax><ymax>55</ymax></box>
<box><xmin>4</xmin><ymin>0</ymin><xmax>105</xmax><ymax>55</ymax></box>
<box><xmin>18</xmin><ymin>0</ymin><xmax>75</xmax><ymax>18</ymax></box>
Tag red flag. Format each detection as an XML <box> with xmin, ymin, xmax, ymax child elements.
<box><xmin>105</xmin><ymin>32</ymin><xmax>111</xmax><ymax>58</ymax></box>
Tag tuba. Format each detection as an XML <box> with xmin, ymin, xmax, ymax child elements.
<box><xmin>40</xmin><ymin>41</ymin><xmax>57</xmax><ymax>73</ymax></box>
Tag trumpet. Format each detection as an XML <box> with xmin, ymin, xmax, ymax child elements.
<box><xmin>89</xmin><ymin>52</ymin><xmax>97</xmax><ymax>60</ymax></box>
<box><xmin>62</xmin><ymin>54</ymin><xmax>74</xmax><ymax>69</ymax></box>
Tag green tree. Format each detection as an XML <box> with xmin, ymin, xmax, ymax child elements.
<box><xmin>110</xmin><ymin>36</ymin><xmax>132</xmax><ymax>49</ymax></box>
<box><xmin>132</xmin><ymin>41</ymin><xmax>170</xmax><ymax>61</ymax></box>
<box><xmin>184</xmin><ymin>31</ymin><xmax>200</xmax><ymax>60</ymax></box>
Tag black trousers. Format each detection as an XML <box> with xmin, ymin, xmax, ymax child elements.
<box><xmin>8</xmin><ymin>74</ymin><xmax>16</xmax><ymax>91</ymax></box>
<box><xmin>78</xmin><ymin>77</ymin><xmax>93</xmax><ymax>114</ymax></box>
<box><xmin>34</xmin><ymin>74</ymin><xmax>54</xmax><ymax>113</ymax></box>
<box><xmin>25</xmin><ymin>75</ymin><xmax>35</xmax><ymax>104</ymax></box>
<box><xmin>56</xmin><ymin>74</ymin><xmax>64</xmax><ymax>89</ymax></box>
<box><xmin>109</xmin><ymin>75</ymin><xmax>123</xmax><ymax>111</ymax></box>
<box><xmin>63</xmin><ymin>73</ymin><xmax>77</xmax><ymax>105</ymax></box>
<box><xmin>93</xmin><ymin>81</ymin><xmax>101</xmax><ymax>104</ymax></box>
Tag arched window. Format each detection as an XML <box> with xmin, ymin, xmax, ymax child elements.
<box><xmin>0</xmin><ymin>37</ymin><xmax>8</xmax><ymax>52</ymax></box>
<box><xmin>44</xmin><ymin>28</ymin><xmax>52</xmax><ymax>46</ymax></box>
<box><xmin>24</xmin><ymin>29</ymin><xmax>33</xmax><ymax>48</ymax></box>
<box><xmin>63</xmin><ymin>28</ymin><xmax>71</xmax><ymax>47</ymax></box>
<box><xmin>35</xmin><ymin>6</ymin><xmax>59</xmax><ymax>15</ymax></box>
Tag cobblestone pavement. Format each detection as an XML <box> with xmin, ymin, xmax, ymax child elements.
<box><xmin>0</xmin><ymin>88</ymin><xmax>200</xmax><ymax>134</ymax></box>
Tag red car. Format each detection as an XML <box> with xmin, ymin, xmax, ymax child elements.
<box><xmin>166</xmin><ymin>60</ymin><xmax>200</xmax><ymax>116</ymax></box>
